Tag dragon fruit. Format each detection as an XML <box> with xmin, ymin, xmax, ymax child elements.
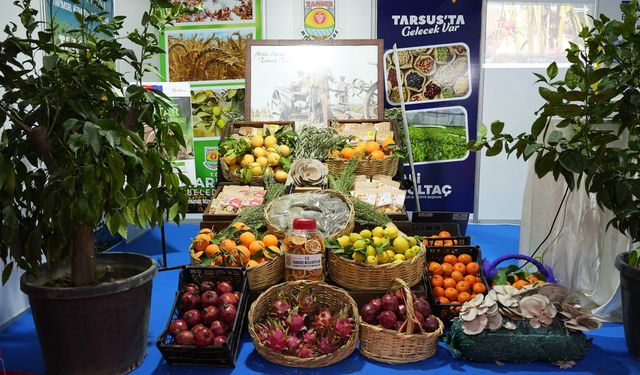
<box><xmin>286</xmin><ymin>335</ymin><xmax>301</xmax><ymax>354</ymax></box>
<box><xmin>265</xmin><ymin>321</ymin><xmax>288</xmax><ymax>353</ymax></box>
<box><xmin>314</xmin><ymin>309</ymin><xmax>333</xmax><ymax>333</ymax></box>
<box><xmin>297</xmin><ymin>344</ymin><xmax>315</xmax><ymax>358</ymax></box>
<box><xmin>334</xmin><ymin>307</ymin><xmax>353</xmax><ymax>339</ymax></box>
<box><xmin>318</xmin><ymin>336</ymin><xmax>338</xmax><ymax>354</ymax></box>
<box><xmin>287</xmin><ymin>307</ymin><xmax>306</xmax><ymax>334</ymax></box>
<box><xmin>255</xmin><ymin>323</ymin><xmax>270</xmax><ymax>343</ymax></box>
<box><xmin>302</xmin><ymin>330</ymin><xmax>317</xmax><ymax>345</ymax></box>
<box><xmin>272</xmin><ymin>292</ymin><xmax>291</xmax><ymax>318</ymax></box>
<box><xmin>296</xmin><ymin>285</ymin><xmax>317</xmax><ymax>315</ymax></box>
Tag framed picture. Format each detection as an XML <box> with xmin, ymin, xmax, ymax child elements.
<box><xmin>245</xmin><ymin>39</ymin><xmax>383</xmax><ymax>127</ymax></box>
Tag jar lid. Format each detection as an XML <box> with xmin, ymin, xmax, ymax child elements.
<box><xmin>292</xmin><ymin>218</ymin><xmax>317</xmax><ymax>231</ymax></box>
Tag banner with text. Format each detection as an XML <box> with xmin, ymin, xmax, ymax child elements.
<box><xmin>377</xmin><ymin>0</ymin><xmax>482</xmax><ymax>213</ymax></box>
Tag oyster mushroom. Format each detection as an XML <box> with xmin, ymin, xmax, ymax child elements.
<box><xmin>486</xmin><ymin>312</ymin><xmax>503</xmax><ymax>331</ymax></box>
<box><xmin>462</xmin><ymin>314</ymin><xmax>488</xmax><ymax>335</ymax></box>
<box><xmin>503</xmin><ymin>320</ymin><xmax>517</xmax><ymax>330</ymax></box>
<box><xmin>560</xmin><ymin>303</ymin><xmax>602</xmax><ymax>332</ymax></box>
<box><xmin>493</xmin><ymin>285</ymin><xmax>520</xmax><ymax>308</ymax></box>
<box><xmin>519</xmin><ymin>295</ymin><xmax>557</xmax><ymax>328</ymax></box>
<box><xmin>459</xmin><ymin>294</ymin><xmax>485</xmax><ymax>321</ymax></box>
<box><xmin>289</xmin><ymin>159</ymin><xmax>328</xmax><ymax>187</ymax></box>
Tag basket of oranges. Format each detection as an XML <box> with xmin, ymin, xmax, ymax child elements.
<box><xmin>189</xmin><ymin>223</ymin><xmax>285</xmax><ymax>292</ymax></box>
<box><xmin>425</xmin><ymin>245</ymin><xmax>491</xmax><ymax>324</ymax></box>
<box><xmin>325</xmin><ymin>120</ymin><xmax>402</xmax><ymax>177</ymax></box>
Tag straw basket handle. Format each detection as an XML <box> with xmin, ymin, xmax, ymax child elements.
<box><xmin>388</xmin><ymin>278</ymin><xmax>423</xmax><ymax>335</ymax></box>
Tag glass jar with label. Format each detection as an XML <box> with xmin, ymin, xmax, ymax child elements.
<box><xmin>283</xmin><ymin>218</ymin><xmax>325</xmax><ymax>282</ymax></box>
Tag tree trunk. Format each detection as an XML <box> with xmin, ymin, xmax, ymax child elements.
<box><xmin>71</xmin><ymin>223</ymin><xmax>96</xmax><ymax>286</ymax></box>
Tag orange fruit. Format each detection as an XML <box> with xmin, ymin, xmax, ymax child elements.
<box><xmin>214</xmin><ymin>253</ymin><xmax>224</xmax><ymax>266</ymax></box>
<box><xmin>257</xmin><ymin>257</ymin><xmax>268</xmax><ymax>264</ymax></box>
<box><xmin>456</xmin><ymin>281</ymin><xmax>470</xmax><ymax>293</ymax></box>
<box><xmin>512</xmin><ymin>280</ymin><xmax>528</xmax><ymax>289</ymax></box>
<box><xmin>453</xmin><ymin>263</ymin><xmax>467</xmax><ymax>275</ymax></box>
<box><xmin>331</xmin><ymin>149</ymin><xmax>341</xmax><ymax>158</ymax></box>
<box><xmin>220</xmin><ymin>239</ymin><xmax>237</xmax><ymax>252</ymax></box>
<box><xmin>433</xmin><ymin>239</ymin><xmax>444</xmax><ymax>246</ymax></box>
<box><xmin>199</xmin><ymin>228</ymin><xmax>214</xmax><ymax>237</ymax></box>
<box><xmin>458</xmin><ymin>292</ymin><xmax>471</xmax><ymax>304</ymax></box>
<box><xmin>464</xmin><ymin>275</ymin><xmax>477</xmax><ymax>286</ymax></box>
<box><xmin>236</xmin><ymin>246</ymin><xmax>250</xmax><ymax>265</ymax></box>
<box><xmin>262</xmin><ymin>234</ymin><xmax>279</xmax><ymax>248</ymax></box>
<box><xmin>239</xmin><ymin>232</ymin><xmax>256</xmax><ymax>247</ymax></box>
<box><xmin>443</xmin><ymin>277</ymin><xmax>457</xmax><ymax>289</ymax></box>
<box><xmin>451</xmin><ymin>271</ymin><xmax>464</xmax><ymax>283</ymax></box>
<box><xmin>466</xmin><ymin>262</ymin><xmax>480</xmax><ymax>275</ymax></box>
<box><xmin>246</xmin><ymin>260</ymin><xmax>260</xmax><ymax>268</ymax></box>
<box><xmin>438</xmin><ymin>297</ymin><xmax>450</xmax><ymax>304</ymax></box>
<box><xmin>249</xmin><ymin>240</ymin><xmax>265</xmax><ymax>256</ymax></box>
<box><xmin>431</xmin><ymin>275</ymin><xmax>444</xmax><ymax>288</ymax></box>
<box><xmin>231</xmin><ymin>221</ymin><xmax>250</xmax><ymax>231</ymax></box>
<box><xmin>193</xmin><ymin>250</ymin><xmax>204</xmax><ymax>260</ymax></box>
<box><xmin>441</xmin><ymin>263</ymin><xmax>454</xmax><ymax>276</ymax></box>
<box><xmin>443</xmin><ymin>240</ymin><xmax>454</xmax><ymax>246</ymax></box>
<box><xmin>205</xmin><ymin>244</ymin><xmax>220</xmax><ymax>258</ymax></box>
<box><xmin>472</xmin><ymin>283</ymin><xmax>487</xmax><ymax>295</ymax></box>
<box><xmin>370</xmin><ymin>150</ymin><xmax>385</xmax><ymax>160</ymax></box>
<box><xmin>457</xmin><ymin>254</ymin><xmax>472</xmax><ymax>264</ymax></box>
<box><xmin>381</xmin><ymin>137</ymin><xmax>395</xmax><ymax>153</ymax></box>
<box><xmin>438</xmin><ymin>231</ymin><xmax>452</xmax><ymax>238</ymax></box>
<box><xmin>443</xmin><ymin>254</ymin><xmax>457</xmax><ymax>265</ymax></box>
<box><xmin>475</xmin><ymin>276</ymin><xmax>482</xmax><ymax>284</ymax></box>
<box><xmin>444</xmin><ymin>287</ymin><xmax>459</xmax><ymax>302</ymax></box>
<box><xmin>433</xmin><ymin>286</ymin><xmax>445</xmax><ymax>298</ymax></box>
<box><xmin>193</xmin><ymin>234</ymin><xmax>210</xmax><ymax>252</ymax></box>
<box><xmin>365</xmin><ymin>141</ymin><xmax>380</xmax><ymax>154</ymax></box>
<box><xmin>341</xmin><ymin>147</ymin><xmax>355</xmax><ymax>159</ymax></box>
<box><xmin>428</xmin><ymin>262</ymin><xmax>443</xmax><ymax>276</ymax></box>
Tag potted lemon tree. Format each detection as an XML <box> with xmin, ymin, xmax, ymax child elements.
<box><xmin>469</xmin><ymin>1</ymin><xmax>640</xmax><ymax>358</ymax></box>
<box><xmin>0</xmin><ymin>0</ymin><xmax>191</xmax><ymax>373</ymax></box>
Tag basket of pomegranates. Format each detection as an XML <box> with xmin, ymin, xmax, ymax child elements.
<box><xmin>156</xmin><ymin>266</ymin><xmax>248</xmax><ymax>367</ymax></box>
<box><xmin>359</xmin><ymin>278</ymin><xmax>444</xmax><ymax>364</ymax></box>
<box><xmin>248</xmin><ymin>280</ymin><xmax>359</xmax><ymax>368</ymax></box>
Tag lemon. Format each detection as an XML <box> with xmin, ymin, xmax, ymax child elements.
<box><xmin>241</xmin><ymin>154</ymin><xmax>254</xmax><ymax>168</ymax></box>
<box><xmin>256</xmin><ymin>156</ymin><xmax>268</xmax><ymax>168</ymax></box>
<box><xmin>352</xmin><ymin>240</ymin><xmax>366</xmax><ymax>250</ymax></box>
<box><xmin>212</xmin><ymin>106</ymin><xmax>222</xmax><ymax>116</ymax></box>
<box><xmin>385</xmin><ymin>249</ymin><xmax>396</xmax><ymax>260</ymax></box>
<box><xmin>267</xmin><ymin>152</ymin><xmax>281</xmax><ymax>167</ymax></box>
<box><xmin>405</xmin><ymin>248</ymin><xmax>416</xmax><ymax>259</ymax></box>
<box><xmin>274</xmin><ymin>170</ymin><xmax>288</xmax><ymax>183</ymax></box>
<box><xmin>229</xmin><ymin>164</ymin><xmax>239</xmax><ymax>173</ymax></box>
<box><xmin>407</xmin><ymin>236</ymin><xmax>418</xmax><ymax>247</ymax></box>
<box><xmin>251</xmin><ymin>134</ymin><xmax>264</xmax><ymax>148</ymax></box>
<box><xmin>222</xmin><ymin>155</ymin><xmax>236</xmax><ymax>166</ymax></box>
<box><xmin>250</xmin><ymin>162</ymin><xmax>263</xmax><ymax>176</ymax></box>
<box><xmin>376</xmin><ymin>252</ymin><xmax>390</xmax><ymax>264</ymax></box>
<box><xmin>264</xmin><ymin>135</ymin><xmax>277</xmax><ymax>148</ymax></box>
<box><xmin>372</xmin><ymin>237</ymin><xmax>384</xmax><ymax>248</ymax></box>
<box><xmin>384</xmin><ymin>225</ymin><xmax>399</xmax><ymax>239</ymax></box>
<box><xmin>365</xmin><ymin>255</ymin><xmax>378</xmax><ymax>265</ymax></box>
<box><xmin>349</xmin><ymin>233</ymin><xmax>362</xmax><ymax>243</ymax></box>
<box><xmin>263</xmin><ymin>166</ymin><xmax>274</xmax><ymax>175</ymax></box>
<box><xmin>359</xmin><ymin>229</ymin><xmax>372</xmax><ymax>239</ymax></box>
<box><xmin>352</xmin><ymin>252</ymin><xmax>366</xmax><ymax>262</ymax></box>
<box><xmin>410</xmin><ymin>245</ymin><xmax>421</xmax><ymax>254</ymax></box>
<box><xmin>394</xmin><ymin>254</ymin><xmax>406</xmax><ymax>262</ymax></box>
<box><xmin>372</xmin><ymin>226</ymin><xmax>385</xmax><ymax>238</ymax></box>
<box><xmin>337</xmin><ymin>235</ymin><xmax>351</xmax><ymax>248</ymax></box>
<box><xmin>392</xmin><ymin>237</ymin><xmax>410</xmax><ymax>254</ymax></box>
<box><xmin>393</xmin><ymin>258</ymin><xmax>404</xmax><ymax>264</ymax></box>
<box><xmin>253</xmin><ymin>146</ymin><xmax>266</xmax><ymax>158</ymax></box>
<box><xmin>278</xmin><ymin>144</ymin><xmax>291</xmax><ymax>157</ymax></box>
<box><xmin>366</xmin><ymin>245</ymin><xmax>376</xmax><ymax>257</ymax></box>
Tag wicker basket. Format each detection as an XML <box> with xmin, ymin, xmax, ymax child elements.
<box><xmin>359</xmin><ymin>278</ymin><xmax>444</xmax><ymax>363</ymax></box>
<box><xmin>190</xmin><ymin>248</ymin><xmax>285</xmax><ymax>292</ymax></box>
<box><xmin>264</xmin><ymin>189</ymin><xmax>355</xmax><ymax>239</ymax></box>
<box><xmin>328</xmin><ymin>244</ymin><xmax>426</xmax><ymax>291</ymax></box>
<box><xmin>219</xmin><ymin>120</ymin><xmax>294</xmax><ymax>184</ymax></box>
<box><xmin>248</xmin><ymin>280</ymin><xmax>359</xmax><ymax>368</ymax></box>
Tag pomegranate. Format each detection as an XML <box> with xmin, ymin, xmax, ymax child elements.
<box><xmin>379</xmin><ymin>310</ymin><xmax>397</xmax><ymax>329</ymax></box>
<box><xmin>182</xmin><ymin>309</ymin><xmax>202</xmax><ymax>328</ymax></box>
<box><xmin>200</xmin><ymin>281</ymin><xmax>216</xmax><ymax>293</ymax></box>
<box><xmin>175</xmin><ymin>330</ymin><xmax>195</xmax><ymax>345</ymax></box>
<box><xmin>216</xmin><ymin>281</ymin><xmax>234</xmax><ymax>295</ymax></box>
<box><xmin>184</xmin><ymin>283</ymin><xmax>199</xmax><ymax>294</ymax></box>
<box><xmin>272</xmin><ymin>292</ymin><xmax>290</xmax><ymax>317</ymax></box>
<box><xmin>194</xmin><ymin>327</ymin><xmax>214</xmax><ymax>347</ymax></box>
<box><xmin>414</xmin><ymin>311</ymin><xmax>425</xmax><ymax>327</ymax></box>
<box><xmin>381</xmin><ymin>294</ymin><xmax>399</xmax><ymax>312</ymax></box>
<box><xmin>202</xmin><ymin>306</ymin><xmax>220</xmax><ymax>325</ymax></box>
<box><xmin>180</xmin><ymin>292</ymin><xmax>201</xmax><ymax>311</ymax></box>
<box><xmin>168</xmin><ymin>319</ymin><xmax>188</xmax><ymax>338</ymax></box>
<box><xmin>314</xmin><ymin>310</ymin><xmax>333</xmax><ymax>333</ymax></box>
<box><xmin>398</xmin><ymin>304</ymin><xmax>407</xmax><ymax>320</ymax></box>
<box><xmin>219</xmin><ymin>292</ymin><xmax>239</xmax><ymax>306</ymax></box>
<box><xmin>414</xmin><ymin>297</ymin><xmax>433</xmax><ymax>317</ymax></box>
<box><xmin>210</xmin><ymin>320</ymin><xmax>226</xmax><ymax>337</ymax></box>
<box><xmin>394</xmin><ymin>289</ymin><xmax>417</xmax><ymax>304</ymax></box>
<box><xmin>201</xmin><ymin>291</ymin><xmax>219</xmax><ymax>308</ymax></box>
<box><xmin>220</xmin><ymin>303</ymin><xmax>237</xmax><ymax>323</ymax></box>
<box><xmin>423</xmin><ymin>315</ymin><xmax>440</xmax><ymax>333</ymax></box>
<box><xmin>213</xmin><ymin>335</ymin><xmax>227</xmax><ymax>346</ymax></box>
<box><xmin>286</xmin><ymin>307</ymin><xmax>305</xmax><ymax>334</ymax></box>
<box><xmin>191</xmin><ymin>324</ymin><xmax>206</xmax><ymax>335</ymax></box>
<box><xmin>361</xmin><ymin>302</ymin><xmax>378</xmax><ymax>324</ymax></box>
<box><xmin>369</xmin><ymin>298</ymin><xmax>382</xmax><ymax>313</ymax></box>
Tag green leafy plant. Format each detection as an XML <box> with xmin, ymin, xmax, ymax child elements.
<box><xmin>469</xmin><ymin>1</ymin><xmax>640</xmax><ymax>263</ymax></box>
<box><xmin>0</xmin><ymin>0</ymin><xmax>193</xmax><ymax>286</ymax></box>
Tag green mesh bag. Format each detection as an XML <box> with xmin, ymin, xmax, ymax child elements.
<box><xmin>444</xmin><ymin>318</ymin><xmax>592</xmax><ymax>363</ymax></box>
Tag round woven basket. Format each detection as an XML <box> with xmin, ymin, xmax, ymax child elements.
<box><xmin>359</xmin><ymin>278</ymin><xmax>444</xmax><ymax>363</ymax></box>
<box><xmin>220</xmin><ymin>158</ymin><xmax>264</xmax><ymax>184</ymax></box>
<box><xmin>325</xmin><ymin>157</ymin><xmax>399</xmax><ymax>178</ymax></box>
<box><xmin>264</xmin><ymin>189</ymin><xmax>355</xmax><ymax>239</ymax></box>
<box><xmin>189</xmin><ymin>248</ymin><xmax>284</xmax><ymax>292</ymax></box>
<box><xmin>328</xmin><ymin>244</ymin><xmax>426</xmax><ymax>291</ymax></box>
<box><xmin>248</xmin><ymin>280</ymin><xmax>359</xmax><ymax>368</ymax></box>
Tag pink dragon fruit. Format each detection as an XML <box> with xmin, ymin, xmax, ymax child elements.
<box><xmin>272</xmin><ymin>292</ymin><xmax>290</xmax><ymax>318</ymax></box>
<box><xmin>296</xmin><ymin>285</ymin><xmax>317</xmax><ymax>315</ymax></box>
<box><xmin>287</xmin><ymin>307</ymin><xmax>306</xmax><ymax>334</ymax></box>
<box><xmin>297</xmin><ymin>344</ymin><xmax>315</xmax><ymax>358</ymax></box>
<box><xmin>255</xmin><ymin>323</ymin><xmax>270</xmax><ymax>343</ymax></box>
<box><xmin>318</xmin><ymin>336</ymin><xmax>338</xmax><ymax>355</ymax></box>
<box><xmin>334</xmin><ymin>307</ymin><xmax>353</xmax><ymax>339</ymax></box>
<box><xmin>314</xmin><ymin>309</ymin><xmax>333</xmax><ymax>333</ymax></box>
<box><xmin>265</xmin><ymin>321</ymin><xmax>288</xmax><ymax>353</ymax></box>
<box><xmin>302</xmin><ymin>330</ymin><xmax>317</xmax><ymax>345</ymax></box>
<box><xmin>286</xmin><ymin>335</ymin><xmax>300</xmax><ymax>354</ymax></box>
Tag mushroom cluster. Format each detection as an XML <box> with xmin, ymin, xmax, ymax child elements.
<box><xmin>457</xmin><ymin>283</ymin><xmax>601</xmax><ymax>335</ymax></box>
<box><xmin>287</xmin><ymin>159</ymin><xmax>328</xmax><ymax>187</ymax></box>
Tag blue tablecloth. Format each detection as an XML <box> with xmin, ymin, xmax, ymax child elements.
<box><xmin>1</xmin><ymin>224</ymin><xmax>639</xmax><ymax>374</ymax></box>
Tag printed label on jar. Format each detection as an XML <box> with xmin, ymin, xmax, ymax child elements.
<box><xmin>285</xmin><ymin>253</ymin><xmax>323</xmax><ymax>270</ymax></box>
